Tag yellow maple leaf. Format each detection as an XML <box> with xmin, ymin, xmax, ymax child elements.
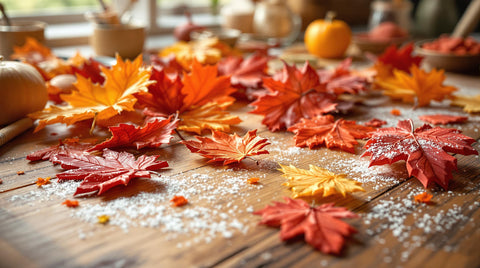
<box><xmin>279</xmin><ymin>164</ymin><xmax>364</xmax><ymax>198</ymax></box>
<box><xmin>159</xmin><ymin>37</ymin><xmax>237</xmax><ymax>70</ymax></box>
<box><xmin>178</xmin><ymin>99</ymin><xmax>242</xmax><ymax>134</ymax></box>
<box><xmin>376</xmin><ymin>65</ymin><xmax>457</xmax><ymax>107</ymax></box>
<box><xmin>30</xmin><ymin>54</ymin><xmax>154</xmax><ymax>131</ymax></box>
<box><xmin>451</xmin><ymin>94</ymin><xmax>480</xmax><ymax>113</ymax></box>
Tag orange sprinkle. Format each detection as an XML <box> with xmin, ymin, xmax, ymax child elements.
<box><xmin>170</xmin><ymin>195</ymin><xmax>188</xmax><ymax>207</ymax></box>
<box><xmin>414</xmin><ymin>192</ymin><xmax>433</xmax><ymax>204</ymax></box>
<box><xmin>17</xmin><ymin>171</ymin><xmax>25</xmax><ymax>175</ymax></box>
<box><xmin>36</xmin><ymin>177</ymin><xmax>51</xmax><ymax>187</ymax></box>
<box><xmin>0</xmin><ymin>178</ymin><xmax>3</xmax><ymax>184</ymax></box>
<box><xmin>247</xmin><ymin>177</ymin><xmax>260</xmax><ymax>184</ymax></box>
<box><xmin>62</xmin><ymin>200</ymin><xmax>79</xmax><ymax>208</ymax></box>
<box><xmin>390</xmin><ymin>109</ymin><xmax>401</xmax><ymax>116</ymax></box>
<box><xmin>97</xmin><ymin>215</ymin><xmax>110</xmax><ymax>224</ymax></box>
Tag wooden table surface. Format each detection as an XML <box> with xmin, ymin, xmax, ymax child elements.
<box><xmin>1</xmin><ymin>59</ymin><xmax>479</xmax><ymax>268</ymax></box>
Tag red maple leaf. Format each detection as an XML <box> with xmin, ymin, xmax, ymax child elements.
<box><xmin>317</xmin><ymin>58</ymin><xmax>369</xmax><ymax>95</ymax></box>
<box><xmin>217</xmin><ymin>52</ymin><xmax>269</xmax><ymax>89</ymax></box>
<box><xmin>71</xmin><ymin>57</ymin><xmax>106</xmax><ymax>84</ymax></box>
<box><xmin>253</xmin><ymin>197</ymin><xmax>358</xmax><ymax>254</ymax></box>
<box><xmin>150</xmin><ymin>54</ymin><xmax>185</xmax><ymax>76</ymax></box>
<box><xmin>288</xmin><ymin>115</ymin><xmax>374</xmax><ymax>153</ymax></box>
<box><xmin>250</xmin><ymin>62</ymin><xmax>337</xmax><ymax>131</ymax></box>
<box><xmin>376</xmin><ymin>43</ymin><xmax>423</xmax><ymax>74</ymax></box>
<box><xmin>26</xmin><ymin>139</ymin><xmax>91</xmax><ymax>162</ymax></box>
<box><xmin>180</xmin><ymin>129</ymin><xmax>270</xmax><ymax>165</ymax></box>
<box><xmin>362</xmin><ymin>119</ymin><xmax>478</xmax><ymax>189</ymax></box>
<box><xmin>54</xmin><ymin>149</ymin><xmax>168</xmax><ymax>196</ymax></box>
<box><xmin>135</xmin><ymin>67</ymin><xmax>186</xmax><ymax>117</ymax></box>
<box><xmin>418</xmin><ymin>114</ymin><xmax>468</xmax><ymax>125</ymax></box>
<box><xmin>89</xmin><ymin>116</ymin><xmax>178</xmax><ymax>151</ymax></box>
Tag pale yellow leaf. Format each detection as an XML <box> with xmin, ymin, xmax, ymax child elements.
<box><xmin>451</xmin><ymin>94</ymin><xmax>480</xmax><ymax>113</ymax></box>
<box><xmin>280</xmin><ymin>164</ymin><xmax>365</xmax><ymax>198</ymax></box>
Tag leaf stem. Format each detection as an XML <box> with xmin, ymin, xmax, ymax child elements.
<box><xmin>175</xmin><ymin>129</ymin><xmax>185</xmax><ymax>141</ymax></box>
<box><xmin>246</xmin><ymin>156</ymin><xmax>259</xmax><ymax>165</ymax></box>
<box><xmin>90</xmin><ymin>113</ymin><xmax>98</xmax><ymax>135</ymax></box>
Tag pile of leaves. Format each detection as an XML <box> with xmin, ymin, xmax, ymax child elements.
<box><xmin>19</xmin><ymin>38</ymin><xmax>479</xmax><ymax>255</ymax></box>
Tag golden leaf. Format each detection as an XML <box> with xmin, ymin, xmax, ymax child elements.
<box><xmin>178</xmin><ymin>100</ymin><xmax>241</xmax><ymax>134</ymax></box>
<box><xmin>376</xmin><ymin>65</ymin><xmax>457</xmax><ymax>107</ymax></box>
<box><xmin>451</xmin><ymin>94</ymin><xmax>480</xmax><ymax>113</ymax></box>
<box><xmin>280</xmin><ymin>164</ymin><xmax>364</xmax><ymax>198</ymax></box>
<box><xmin>30</xmin><ymin>54</ymin><xmax>154</xmax><ymax>131</ymax></box>
<box><xmin>159</xmin><ymin>37</ymin><xmax>237</xmax><ymax>70</ymax></box>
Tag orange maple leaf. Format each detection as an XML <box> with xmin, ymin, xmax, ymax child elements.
<box><xmin>288</xmin><ymin>115</ymin><xmax>374</xmax><ymax>153</ymax></box>
<box><xmin>181</xmin><ymin>60</ymin><xmax>236</xmax><ymax>108</ymax></box>
<box><xmin>11</xmin><ymin>37</ymin><xmax>54</xmax><ymax>63</ymax></box>
<box><xmin>178</xmin><ymin>99</ymin><xmax>242</xmax><ymax>134</ymax></box>
<box><xmin>376</xmin><ymin>65</ymin><xmax>457</xmax><ymax>107</ymax></box>
<box><xmin>181</xmin><ymin>129</ymin><xmax>270</xmax><ymax>165</ymax></box>
<box><xmin>29</xmin><ymin>54</ymin><xmax>154</xmax><ymax>131</ymax></box>
<box><xmin>137</xmin><ymin>63</ymin><xmax>240</xmax><ymax>134</ymax></box>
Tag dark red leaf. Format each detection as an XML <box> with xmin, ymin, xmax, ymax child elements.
<box><xmin>253</xmin><ymin>197</ymin><xmax>358</xmax><ymax>254</ymax></box>
<box><xmin>362</xmin><ymin>119</ymin><xmax>478</xmax><ymax>189</ymax></box>
<box><xmin>54</xmin><ymin>149</ymin><xmax>168</xmax><ymax>196</ymax></box>
<box><xmin>89</xmin><ymin>116</ymin><xmax>178</xmax><ymax>151</ymax></box>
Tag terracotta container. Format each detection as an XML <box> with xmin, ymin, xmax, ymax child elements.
<box><xmin>90</xmin><ymin>23</ymin><xmax>145</xmax><ymax>59</ymax></box>
<box><xmin>0</xmin><ymin>21</ymin><xmax>46</xmax><ymax>59</ymax></box>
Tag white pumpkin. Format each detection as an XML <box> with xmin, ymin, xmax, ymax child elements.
<box><xmin>0</xmin><ymin>56</ymin><xmax>48</xmax><ymax>125</ymax></box>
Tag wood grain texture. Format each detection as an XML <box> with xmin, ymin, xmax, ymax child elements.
<box><xmin>1</xmin><ymin>71</ymin><xmax>479</xmax><ymax>268</ymax></box>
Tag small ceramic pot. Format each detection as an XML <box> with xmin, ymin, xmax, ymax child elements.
<box><xmin>90</xmin><ymin>23</ymin><xmax>145</xmax><ymax>59</ymax></box>
<box><xmin>0</xmin><ymin>21</ymin><xmax>46</xmax><ymax>59</ymax></box>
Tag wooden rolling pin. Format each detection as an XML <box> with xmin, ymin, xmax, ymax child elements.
<box><xmin>0</xmin><ymin>118</ymin><xmax>34</xmax><ymax>147</ymax></box>
<box><xmin>452</xmin><ymin>0</ymin><xmax>480</xmax><ymax>38</ymax></box>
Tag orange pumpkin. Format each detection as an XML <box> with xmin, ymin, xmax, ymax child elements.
<box><xmin>0</xmin><ymin>56</ymin><xmax>47</xmax><ymax>125</ymax></box>
<box><xmin>304</xmin><ymin>12</ymin><xmax>352</xmax><ymax>59</ymax></box>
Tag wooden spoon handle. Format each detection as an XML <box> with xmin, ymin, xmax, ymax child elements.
<box><xmin>452</xmin><ymin>0</ymin><xmax>480</xmax><ymax>38</ymax></box>
<box><xmin>0</xmin><ymin>118</ymin><xmax>33</xmax><ymax>147</ymax></box>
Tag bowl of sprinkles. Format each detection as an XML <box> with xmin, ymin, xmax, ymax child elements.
<box><xmin>415</xmin><ymin>35</ymin><xmax>480</xmax><ymax>72</ymax></box>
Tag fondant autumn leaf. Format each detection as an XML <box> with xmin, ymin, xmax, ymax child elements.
<box><xmin>418</xmin><ymin>114</ymin><xmax>468</xmax><ymax>125</ymax></box>
<box><xmin>177</xmin><ymin>99</ymin><xmax>242</xmax><ymax>134</ymax></box>
<box><xmin>89</xmin><ymin>116</ymin><xmax>178</xmax><ymax>151</ymax></box>
<box><xmin>374</xmin><ymin>43</ymin><xmax>423</xmax><ymax>79</ymax></box>
<box><xmin>451</xmin><ymin>94</ymin><xmax>480</xmax><ymax>113</ymax></box>
<box><xmin>279</xmin><ymin>164</ymin><xmax>364</xmax><ymax>198</ymax></box>
<box><xmin>26</xmin><ymin>139</ymin><xmax>91</xmax><ymax>162</ymax></box>
<box><xmin>376</xmin><ymin>65</ymin><xmax>457</xmax><ymax>107</ymax></box>
<box><xmin>181</xmin><ymin>60</ymin><xmax>236</xmax><ymax>108</ymax></box>
<box><xmin>180</xmin><ymin>130</ymin><xmax>270</xmax><ymax>165</ymax></box>
<box><xmin>288</xmin><ymin>115</ymin><xmax>374</xmax><ymax>153</ymax></box>
<box><xmin>30</xmin><ymin>54</ymin><xmax>154</xmax><ymax>131</ymax></box>
<box><xmin>136</xmin><ymin>62</ymin><xmax>241</xmax><ymax>134</ymax></box>
<box><xmin>54</xmin><ymin>149</ymin><xmax>168</xmax><ymax>196</ymax></box>
<box><xmin>217</xmin><ymin>52</ymin><xmax>269</xmax><ymax>89</ymax></box>
<box><xmin>250</xmin><ymin>62</ymin><xmax>337</xmax><ymax>131</ymax></box>
<box><xmin>159</xmin><ymin>37</ymin><xmax>237</xmax><ymax>70</ymax></box>
<box><xmin>317</xmin><ymin>58</ymin><xmax>369</xmax><ymax>95</ymax></box>
<box><xmin>362</xmin><ymin>119</ymin><xmax>478</xmax><ymax>189</ymax></box>
<box><xmin>253</xmin><ymin>197</ymin><xmax>358</xmax><ymax>254</ymax></box>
